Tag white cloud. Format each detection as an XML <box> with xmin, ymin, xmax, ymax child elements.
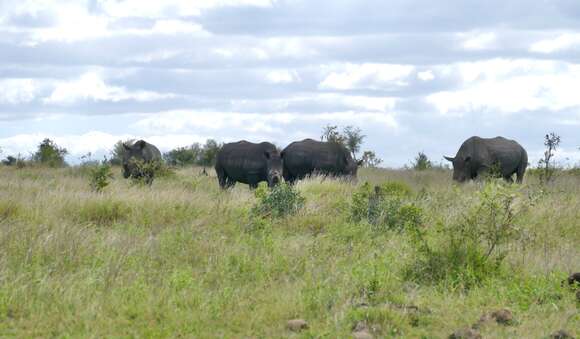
<box><xmin>44</xmin><ymin>72</ymin><xmax>176</xmax><ymax>104</ymax></box>
<box><xmin>530</xmin><ymin>33</ymin><xmax>580</xmax><ymax>54</ymax></box>
<box><xmin>151</xmin><ymin>19</ymin><xmax>205</xmax><ymax>35</ymax></box>
<box><xmin>0</xmin><ymin>78</ymin><xmax>41</xmax><ymax>104</ymax></box>
<box><xmin>266</xmin><ymin>70</ymin><xmax>300</xmax><ymax>84</ymax></box>
<box><xmin>427</xmin><ymin>59</ymin><xmax>580</xmax><ymax>115</ymax></box>
<box><xmin>98</xmin><ymin>0</ymin><xmax>274</xmax><ymax>19</ymax></box>
<box><xmin>134</xmin><ymin>110</ymin><xmax>398</xmax><ymax>135</ymax></box>
<box><xmin>319</xmin><ymin>63</ymin><xmax>414</xmax><ymax>90</ymax></box>
<box><xmin>417</xmin><ymin>70</ymin><xmax>435</xmax><ymax>81</ymax></box>
<box><xmin>460</xmin><ymin>31</ymin><xmax>497</xmax><ymax>50</ymax></box>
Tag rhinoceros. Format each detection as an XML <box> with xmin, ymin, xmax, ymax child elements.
<box><xmin>444</xmin><ymin>136</ymin><xmax>528</xmax><ymax>183</ymax></box>
<box><xmin>122</xmin><ymin>140</ymin><xmax>162</xmax><ymax>184</ymax></box>
<box><xmin>215</xmin><ymin>141</ymin><xmax>283</xmax><ymax>189</ymax></box>
<box><xmin>281</xmin><ymin>138</ymin><xmax>361</xmax><ymax>184</ymax></box>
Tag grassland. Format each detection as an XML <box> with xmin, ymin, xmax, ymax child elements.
<box><xmin>0</xmin><ymin>166</ymin><xmax>578</xmax><ymax>338</ymax></box>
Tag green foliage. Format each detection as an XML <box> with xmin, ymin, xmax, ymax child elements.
<box><xmin>163</xmin><ymin>140</ymin><xmax>223</xmax><ymax>167</ymax></box>
<box><xmin>128</xmin><ymin>159</ymin><xmax>174</xmax><ymax>185</ymax></box>
<box><xmin>406</xmin><ymin>181</ymin><xmax>523</xmax><ymax>288</ymax></box>
<box><xmin>198</xmin><ymin>139</ymin><xmax>222</xmax><ymax>167</ymax></box>
<box><xmin>350</xmin><ymin>181</ymin><xmax>422</xmax><ymax>231</ymax></box>
<box><xmin>411</xmin><ymin>152</ymin><xmax>432</xmax><ymax>171</ymax></box>
<box><xmin>251</xmin><ymin>182</ymin><xmax>305</xmax><ymax>218</ymax></box>
<box><xmin>321</xmin><ymin>124</ymin><xmax>369</xmax><ymax>161</ymax></box>
<box><xmin>2</xmin><ymin>155</ymin><xmax>17</xmax><ymax>166</ymax></box>
<box><xmin>164</xmin><ymin>143</ymin><xmax>202</xmax><ymax>166</ymax></box>
<box><xmin>109</xmin><ymin>139</ymin><xmax>134</xmax><ymax>166</ymax></box>
<box><xmin>537</xmin><ymin>132</ymin><xmax>561</xmax><ymax>184</ymax></box>
<box><xmin>89</xmin><ymin>161</ymin><xmax>114</xmax><ymax>193</ymax></box>
<box><xmin>31</xmin><ymin>138</ymin><xmax>68</xmax><ymax>167</ymax></box>
<box><xmin>361</xmin><ymin>150</ymin><xmax>383</xmax><ymax>168</ymax></box>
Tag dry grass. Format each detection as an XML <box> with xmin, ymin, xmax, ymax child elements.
<box><xmin>0</xmin><ymin>166</ymin><xmax>578</xmax><ymax>337</ymax></box>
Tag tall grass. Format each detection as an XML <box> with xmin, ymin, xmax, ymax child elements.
<box><xmin>0</xmin><ymin>166</ymin><xmax>578</xmax><ymax>337</ymax></box>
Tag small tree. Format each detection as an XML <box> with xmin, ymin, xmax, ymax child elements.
<box><xmin>110</xmin><ymin>139</ymin><xmax>134</xmax><ymax>166</ymax></box>
<box><xmin>411</xmin><ymin>152</ymin><xmax>432</xmax><ymax>171</ymax></box>
<box><xmin>538</xmin><ymin>132</ymin><xmax>561</xmax><ymax>184</ymax></box>
<box><xmin>164</xmin><ymin>143</ymin><xmax>202</xmax><ymax>166</ymax></box>
<box><xmin>32</xmin><ymin>138</ymin><xmax>68</xmax><ymax>167</ymax></box>
<box><xmin>321</xmin><ymin>125</ymin><xmax>366</xmax><ymax>160</ymax></box>
<box><xmin>2</xmin><ymin>156</ymin><xmax>17</xmax><ymax>166</ymax></box>
<box><xmin>321</xmin><ymin>125</ymin><xmax>345</xmax><ymax>145</ymax></box>
<box><xmin>360</xmin><ymin>151</ymin><xmax>383</xmax><ymax>168</ymax></box>
<box><xmin>89</xmin><ymin>158</ymin><xmax>114</xmax><ymax>193</ymax></box>
<box><xmin>343</xmin><ymin>126</ymin><xmax>365</xmax><ymax>161</ymax></box>
<box><xmin>199</xmin><ymin>139</ymin><xmax>222</xmax><ymax>167</ymax></box>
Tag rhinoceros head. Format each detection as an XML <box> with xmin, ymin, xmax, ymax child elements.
<box><xmin>122</xmin><ymin>140</ymin><xmax>147</xmax><ymax>178</ymax></box>
<box><xmin>265</xmin><ymin>149</ymin><xmax>283</xmax><ymax>187</ymax></box>
<box><xmin>444</xmin><ymin>155</ymin><xmax>471</xmax><ymax>182</ymax></box>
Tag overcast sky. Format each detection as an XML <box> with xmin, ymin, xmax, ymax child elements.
<box><xmin>1</xmin><ymin>0</ymin><xmax>579</xmax><ymax>167</ymax></box>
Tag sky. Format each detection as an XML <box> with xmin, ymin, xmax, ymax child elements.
<box><xmin>1</xmin><ymin>0</ymin><xmax>579</xmax><ymax>167</ymax></box>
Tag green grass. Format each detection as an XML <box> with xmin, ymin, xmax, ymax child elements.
<box><xmin>0</xmin><ymin>166</ymin><xmax>578</xmax><ymax>338</ymax></box>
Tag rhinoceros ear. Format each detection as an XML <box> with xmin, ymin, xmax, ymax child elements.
<box><xmin>444</xmin><ymin>156</ymin><xmax>455</xmax><ymax>162</ymax></box>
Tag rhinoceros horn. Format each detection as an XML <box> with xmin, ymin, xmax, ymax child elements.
<box><xmin>444</xmin><ymin>156</ymin><xmax>455</xmax><ymax>162</ymax></box>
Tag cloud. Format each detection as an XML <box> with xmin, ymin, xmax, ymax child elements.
<box><xmin>427</xmin><ymin>59</ymin><xmax>580</xmax><ymax>115</ymax></box>
<box><xmin>44</xmin><ymin>71</ymin><xmax>176</xmax><ymax>104</ymax></box>
<box><xmin>133</xmin><ymin>110</ymin><xmax>398</xmax><ymax>135</ymax></box>
<box><xmin>319</xmin><ymin>63</ymin><xmax>414</xmax><ymax>90</ymax></box>
<box><xmin>266</xmin><ymin>69</ymin><xmax>300</xmax><ymax>84</ymax></box>
<box><xmin>460</xmin><ymin>31</ymin><xmax>497</xmax><ymax>50</ymax></box>
<box><xmin>530</xmin><ymin>32</ymin><xmax>580</xmax><ymax>53</ymax></box>
<box><xmin>0</xmin><ymin>78</ymin><xmax>41</xmax><ymax>104</ymax></box>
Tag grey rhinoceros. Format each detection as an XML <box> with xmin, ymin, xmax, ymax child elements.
<box><xmin>122</xmin><ymin>140</ymin><xmax>162</xmax><ymax>184</ymax></box>
<box><xmin>215</xmin><ymin>141</ymin><xmax>283</xmax><ymax>189</ymax></box>
<box><xmin>281</xmin><ymin>138</ymin><xmax>361</xmax><ymax>184</ymax></box>
<box><xmin>444</xmin><ymin>136</ymin><xmax>528</xmax><ymax>183</ymax></box>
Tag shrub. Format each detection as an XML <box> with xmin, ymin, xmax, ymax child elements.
<box><xmin>89</xmin><ymin>161</ymin><xmax>114</xmax><ymax>193</ymax></box>
<box><xmin>31</xmin><ymin>138</ymin><xmax>68</xmax><ymax>167</ymax></box>
<box><xmin>406</xmin><ymin>181</ymin><xmax>523</xmax><ymax>288</ymax></box>
<box><xmin>350</xmin><ymin>181</ymin><xmax>422</xmax><ymax>231</ymax></box>
<box><xmin>128</xmin><ymin>159</ymin><xmax>174</xmax><ymax>185</ymax></box>
<box><xmin>251</xmin><ymin>182</ymin><xmax>305</xmax><ymax>218</ymax></box>
<box><xmin>411</xmin><ymin>152</ymin><xmax>432</xmax><ymax>171</ymax></box>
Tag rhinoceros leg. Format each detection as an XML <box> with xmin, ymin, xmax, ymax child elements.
<box><xmin>516</xmin><ymin>164</ymin><xmax>526</xmax><ymax>184</ymax></box>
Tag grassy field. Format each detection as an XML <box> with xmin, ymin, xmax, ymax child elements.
<box><xmin>0</xmin><ymin>166</ymin><xmax>578</xmax><ymax>338</ymax></box>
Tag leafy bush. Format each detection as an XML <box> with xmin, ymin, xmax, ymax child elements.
<box><xmin>411</xmin><ymin>152</ymin><xmax>432</xmax><ymax>171</ymax></box>
<box><xmin>406</xmin><ymin>181</ymin><xmax>524</xmax><ymax>288</ymax></box>
<box><xmin>350</xmin><ymin>181</ymin><xmax>422</xmax><ymax>231</ymax></box>
<box><xmin>251</xmin><ymin>182</ymin><xmax>305</xmax><ymax>218</ymax></box>
<box><xmin>31</xmin><ymin>138</ymin><xmax>68</xmax><ymax>167</ymax></box>
<box><xmin>89</xmin><ymin>161</ymin><xmax>114</xmax><ymax>193</ymax></box>
<box><xmin>128</xmin><ymin>159</ymin><xmax>174</xmax><ymax>185</ymax></box>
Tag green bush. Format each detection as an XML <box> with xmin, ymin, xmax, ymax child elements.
<box><xmin>251</xmin><ymin>182</ymin><xmax>305</xmax><ymax>218</ymax></box>
<box><xmin>406</xmin><ymin>181</ymin><xmax>524</xmax><ymax>288</ymax></box>
<box><xmin>89</xmin><ymin>162</ymin><xmax>114</xmax><ymax>193</ymax></box>
<box><xmin>350</xmin><ymin>181</ymin><xmax>422</xmax><ymax>231</ymax></box>
<box><xmin>129</xmin><ymin>159</ymin><xmax>174</xmax><ymax>185</ymax></box>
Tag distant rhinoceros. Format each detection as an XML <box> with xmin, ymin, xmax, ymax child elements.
<box><xmin>122</xmin><ymin>140</ymin><xmax>162</xmax><ymax>184</ymax></box>
<box><xmin>444</xmin><ymin>136</ymin><xmax>528</xmax><ymax>183</ymax></box>
<box><xmin>281</xmin><ymin>139</ymin><xmax>361</xmax><ymax>184</ymax></box>
<box><xmin>215</xmin><ymin>141</ymin><xmax>283</xmax><ymax>189</ymax></box>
